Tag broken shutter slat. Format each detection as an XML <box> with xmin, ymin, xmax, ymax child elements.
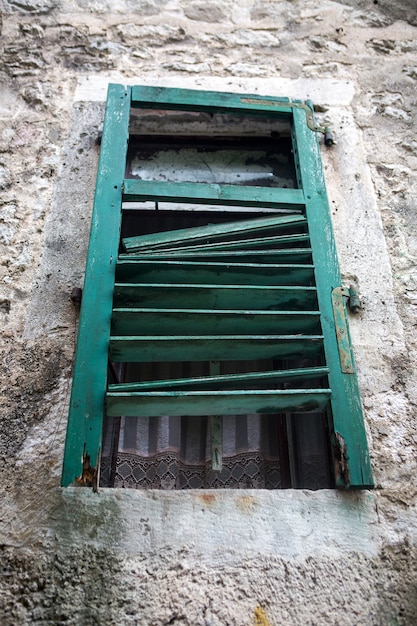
<box><xmin>122</xmin><ymin>213</ymin><xmax>306</xmax><ymax>252</ymax></box>
<box><xmin>122</xmin><ymin>179</ymin><xmax>305</xmax><ymax>209</ymax></box>
<box><xmin>118</xmin><ymin>249</ymin><xmax>314</xmax><ymax>264</ymax></box>
<box><xmin>108</xmin><ymin>366</ymin><xmax>330</xmax><ymax>392</ymax></box>
<box><xmin>106</xmin><ymin>389</ymin><xmax>332</xmax><ymax>418</ymax></box>
<box><xmin>123</xmin><ymin>233</ymin><xmax>310</xmax><ymax>255</ymax></box>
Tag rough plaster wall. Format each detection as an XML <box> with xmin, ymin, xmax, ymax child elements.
<box><xmin>1</xmin><ymin>0</ymin><xmax>417</xmax><ymax>624</ymax></box>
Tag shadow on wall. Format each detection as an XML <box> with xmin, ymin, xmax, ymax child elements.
<box><xmin>337</xmin><ymin>0</ymin><xmax>417</xmax><ymax>26</ymax></box>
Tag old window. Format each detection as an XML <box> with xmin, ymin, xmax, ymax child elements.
<box><xmin>62</xmin><ymin>84</ymin><xmax>373</xmax><ymax>491</ymax></box>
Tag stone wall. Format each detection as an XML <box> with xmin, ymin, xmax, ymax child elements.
<box><xmin>1</xmin><ymin>1</ymin><xmax>417</xmax><ymax>624</ymax></box>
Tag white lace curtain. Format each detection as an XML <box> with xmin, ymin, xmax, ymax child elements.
<box><xmin>105</xmin><ymin>413</ymin><xmax>281</xmax><ymax>489</ymax></box>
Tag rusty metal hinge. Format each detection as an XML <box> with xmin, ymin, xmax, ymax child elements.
<box><xmin>303</xmin><ymin>100</ymin><xmax>333</xmax><ymax>144</ymax></box>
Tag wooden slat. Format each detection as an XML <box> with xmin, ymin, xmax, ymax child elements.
<box><xmin>113</xmin><ymin>283</ymin><xmax>318</xmax><ymax>310</ymax></box>
<box><xmin>122</xmin><ymin>213</ymin><xmax>306</xmax><ymax>252</ymax></box>
<box><xmin>118</xmin><ymin>249</ymin><xmax>314</xmax><ymax>264</ymax></box>
<box><xmin>209</xmin><ymin>360</ymin><xmax>222</xmax><ymax>471</ymax></box>
<box><xmin>106</xmin><ymin>389</ymin><xmax>332</xmax><ymax>417</ymax></box>
<box><xmin>108</xmin><ymin>366</ymin><xmax>330</xmax><ymax>392</ymax></box>
<box><xmin>109</xmin><ymin>335</ymin><xmax>325</xmax><ymax>362</ymax></box>
<box><xmin>115</xmin><ymin>260</ymin><xmax>315</xmax><ymax>286</ymax></box>
<box><xmin>124</xmin><ymin>233</ymin><xmax>310</xmax><ymax>255</ymax></box>
<box><xmin>122</xmin><ymin>179</ymin><xmax>305</xmax><ymax>210</ymax></box>
<box><xmin>131</xmin><ymin>85</ymin><xmax>293</xmax><ymax>115</ymax></box>
<box><xmin>111</xmin><ymin>308</ymin><xmax>321</xmax><ymax>335</ymax></box>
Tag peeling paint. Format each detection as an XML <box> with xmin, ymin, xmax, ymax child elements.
<box><xmin>254</xmin><ymin>606</ymin><xmax>272</xmax><ymax>626</ymax></box>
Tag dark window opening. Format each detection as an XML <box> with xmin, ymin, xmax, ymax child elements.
<box><xmin>126</xmin><ymin>134</ymin><xmax>296</xmax><ymax>189</ymax></box>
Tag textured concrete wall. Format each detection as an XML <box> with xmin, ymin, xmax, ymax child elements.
<box><xmin>1</xmin><ymin>1</ymin><xmax>417</xmax><ymax>624</ymax></box>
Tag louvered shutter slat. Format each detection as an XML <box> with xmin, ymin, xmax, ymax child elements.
<box><xmin>115</xmin><ymin>260</ymin><xmax>315</xmax><ymax>286</ymax></box>
<box><xmin>111</xmin><ymin>309</ymin><xmax>321</xmax><ymax>335</ymax></box>
<box><xmin>113</xmin><ymin>283</ymin><xmax>318</xmax><ymax>310</ymax></box>
<box><xmin>118</xmin><ymin>249</ymin><xmax>313</xmax><ymax>264</ymax></box>
<box><xmin>107</xmin><ymin>366</ymin><xmax>330</xmax><ymax>392</ymax></box>
<box><xmin>122</xmin><ymin>179</ymin><xmax>305</xmax><ymax>210</ymax></box>
<box><xmin>106</xmin><ymin>389</ymin><xmax>331</xmax><ymax>418</ymax></box>
<box><xmin>109</xmin><ymin>335</ymin><xmax>325</xmax><ymax>363</ymax></box>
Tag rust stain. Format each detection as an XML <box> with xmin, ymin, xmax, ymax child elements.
<box><xmin>197</xmin><ymin>493</ymin><xmax>217</xmax><ymax>506</ymax></box>
<box><xmin>240</xmin><ymin>97</ymin><xmax>287</xmax><ymax>108</ymax></box>
<box><xmin>75</xmin><ymin>453</ymin><xmax>98</xmax><ymax>492</ymax></box>
<box><xmin>236</xmin><ymin>495</ymin><xmax>256</xmax><ymax>513</ymax></box>
<box><xmin>254</xmin><ymin>606</ymin><xmax>272</xmax><ymax>626</ymax></box>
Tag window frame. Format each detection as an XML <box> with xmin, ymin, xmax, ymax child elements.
<box><xmin>61</xmin><ymin>83</ymin><xmax>373</xmax><ymax>490</ymax></box>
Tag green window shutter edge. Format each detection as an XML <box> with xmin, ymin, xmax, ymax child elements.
<box><xmin>292</xmin><ymin>108</ymin><xmax>373</xmax><ymax>488</ymax></box>
<box><xmin>61</xmin><ymin>83</ymin><xmax>374</xmax><ymax>489</ymax></box>
<box><xmin>130</xmin><ymin>85</ymin><xmax>293</xmax><ymax>115</ymax></box>
<box><xmin>61</xmin><ymin>84</ymin><xmax>131</xmax><ymax>488</ymax></box>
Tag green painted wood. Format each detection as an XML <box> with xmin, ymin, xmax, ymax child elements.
<box><xmin>108</xmin><ymin>366</ymin><xmax>330</xmax><ymax>392</ymax></box>
<box><xmin>332</xmin><ymin>287</ymin><xmax>355</xmax><ymax>374</ymax></box>
<box><xmin>293</xmin><ymin>107</ymin><xmax>373</xmax><ymax>488</ymax></box>
<box><xmin>119</xmin><ymin>249</ymin><xmax>314</xmax><ymax>264</ymax></box>
<box><xmin>62</xmin><ymin>83</ymin><xmax>372</xmax><ymax>491</ymax></box>
<box><xmin>124</xmin><ymin>233</ymin><xmax>310</xmax><ymax>255</ymax></box>
<box><xmin>111</xmin><ymin>308</ymin><xmax>321</xmax><ymax>335</ymax></box>
<box><xmin>106</xmin><ymin>388</ymin><xmax>332</xmax><ymax>417</ymax></box>
<box><xmin>61</xmin><ymin>84</ymin><xmax>131</xmax><ymax>487</ymax></box>
<box><xmin>122</xmin><ymin>213</ymin><xmax>306</xmax><ymax>252</ymax></box>
<box><xmin>211</xmin><ymin>413</ymin><xmax>223</xmax><ymax>471</ymax></box>
<box><xmin>209</xmin><ymin>361</ymin><xmax>222</xmax><ymax>471</ymax></box>
<box><xmin>131</xmin><ymin>85</ymin><xmax>293</xmax><ymax>115</ymax></box>
<box><xmin>115</xmin><ymin>260</ymin><xmax>315</xmax><ymax>286</ymax></box>
<box><xmin>109</xmin><ymin>335</ymin><xmax>325</xmax><ymax>362</ymax></box>
<box><xmin>122</xmin><ymin>179</ymin><xmax>305</xmax><ymax>210</ymax></box>
<box><xmin>113</xmin><ymin>283</ymin><xmax>318</xmax><ymax>311</ymax></box>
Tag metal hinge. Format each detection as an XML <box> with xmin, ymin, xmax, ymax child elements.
<box><xmin>301</xmin><ymin>100</ymin><xmax>333</xmax><ymax>144</ymax></box>
<box><xmin>287</xmin><ymin>100</ymin><xmax>334</xmax><ymax>144</ymax></box>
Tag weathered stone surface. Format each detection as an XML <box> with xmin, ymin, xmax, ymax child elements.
<box><xmin>0</xmin><ymin>545</ymin><xmax>125</xmax><ymax>625</ymax></box>
<box><xmin>218</xmin><ymin>29</ymin><xmax>281</xmax><ymax>47</ymax></box>
<box><xmin>0</xmin><ymin>340</ymin><xmax>68</xmax><ymax>464</ymax></box>
<box><xmin>182</xmin><ymin>0</ymin><xmax>227</xmax><ymax>23</ymax></box>
<box><xmin>2</xmin><ymin>47</ymin><xmax>46</xmax><ymax>77</ymax></box>
<box><xmin>4</xmin><ymin>0</ymin><xmax>58</xmax><ymax>13</ymax></box>
<box><xmin>74</xmin><ymin>0</ymin><xmax>169</xmax><ymax>14</ymax></box>
<box><xmin>114</xmin><ymin>23</ymin><xmax>186</xmax><ymax>46</ymax></box>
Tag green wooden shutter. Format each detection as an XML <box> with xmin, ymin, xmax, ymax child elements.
<box><xmin>62</xmin><ymin>84</ymin><xmax>373</xmax><ymax>489</ymax></box>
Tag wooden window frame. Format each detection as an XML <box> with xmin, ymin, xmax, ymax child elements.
<box><xmin>61</xmin><ymin>84</ymin><xmax>373</xmax><ymax>490</ymax></box>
